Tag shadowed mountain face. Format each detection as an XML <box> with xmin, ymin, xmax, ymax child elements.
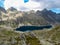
<box><xmin>0</xmin><ymin>7</ymin><xmax>7</xmax><ymax>13</ymax></box>
<box><xmin>0</xmin><ymin>7</ymin><xmax>60</xmax><ymax>28</ymax></box>
<box><xmin>36</xmin><ymin>9</ymin><xmax>60</xmax><ymax>24</ymax></box>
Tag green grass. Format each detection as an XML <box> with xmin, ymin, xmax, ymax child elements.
<box><xmin>25</xmin><ymin>35</ymin><xmax>42</xmax><ymax>45</ymax></box>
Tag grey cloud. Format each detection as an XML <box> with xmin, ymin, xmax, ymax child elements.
<box><xmin>32</xmin><ymin>0</ymin><xmax>60</xmax><ymax>9</ymax></box>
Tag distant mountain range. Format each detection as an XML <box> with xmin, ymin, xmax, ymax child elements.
<box><xmin>0</xmin><ymin>7</ymin><xmax>60</xmax><ymax>27</ymax></box>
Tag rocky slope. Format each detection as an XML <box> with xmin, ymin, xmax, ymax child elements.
<box><xmin>0</xmin><ymin>25</ymin><xmax>60</xmax><ymax>45</ymax></box>
<box><xmin>0</xmin><ymin>7</ymin><xmax>60</xmax><ymax>28</ymax></box>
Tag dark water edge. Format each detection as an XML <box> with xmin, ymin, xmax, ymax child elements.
<box><xmin>16</xmin><ymin>25</ymin><xmax>52</xmax><ymax>31</ymax></box>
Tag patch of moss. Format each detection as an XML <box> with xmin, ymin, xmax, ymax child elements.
<box><xmin>25</xmin><ymin>35</ymin><xmax>42</xmax><ymax>45</ymax></box>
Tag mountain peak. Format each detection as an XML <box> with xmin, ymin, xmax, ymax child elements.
<box><xmin>7</xmin><ymin>7</ymin><xmax>17</xmax><ymax>11</ymax></box>
<box><xmin>0</xmin><ymin>7</ymin><xmax>6</xmax><ymax>13</ymax></box>
<box><xmin>42</xmin><ymin>8</ymin><xmax>48</xmax><ymax>12</ymax></box>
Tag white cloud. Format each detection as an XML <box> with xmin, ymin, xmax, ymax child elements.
<box><xmin>4</xmin><ymin>0</ymin><xmax>40</xmax><ymax>11</ymax></box>
<box><xmin>4</xmin><ymin>0</ymin><xmax>24</xmax><ymax>10</ymax></box>
<box><xmin>4</xmin><ymin>0</ymin><xmax>60</xmax><ymax>11</ymax></box>
<box><xmin>33</xmin><ymin>0</ymin><xmax>60</xmax><ymax>9</ymax></box>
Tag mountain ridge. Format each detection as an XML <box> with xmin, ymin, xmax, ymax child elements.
<box><xmin>0</xmin><ymin>7</ymin><xmax>60</xmax><ymax>14</ymax></box>
<box><xmin>0</xmin><ymin>7</ymin><xmax>60</xmax><ymax>28</ymax></box>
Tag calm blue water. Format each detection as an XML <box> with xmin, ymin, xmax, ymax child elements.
<box><xmin>16</xmin><ymin>25</ymin><xmax>52</xmax><ymax>31</ymax></box>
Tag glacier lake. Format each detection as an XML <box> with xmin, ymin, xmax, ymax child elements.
<box><xmin>16</xmin><ymin>25</ymin><xmax>52</xmax><ymax>31</ymax></box>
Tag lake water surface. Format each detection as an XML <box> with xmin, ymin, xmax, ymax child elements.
<box><xmin>16</xmin><ymin>25</ymin><xmax>52</xmax><ymax>31</ymax></box>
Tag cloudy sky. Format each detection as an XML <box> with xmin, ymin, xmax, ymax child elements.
<box><xmin>0</xmin><ymin>0</ymin><xmax>60</xmax><ymax>13</ymax></box>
